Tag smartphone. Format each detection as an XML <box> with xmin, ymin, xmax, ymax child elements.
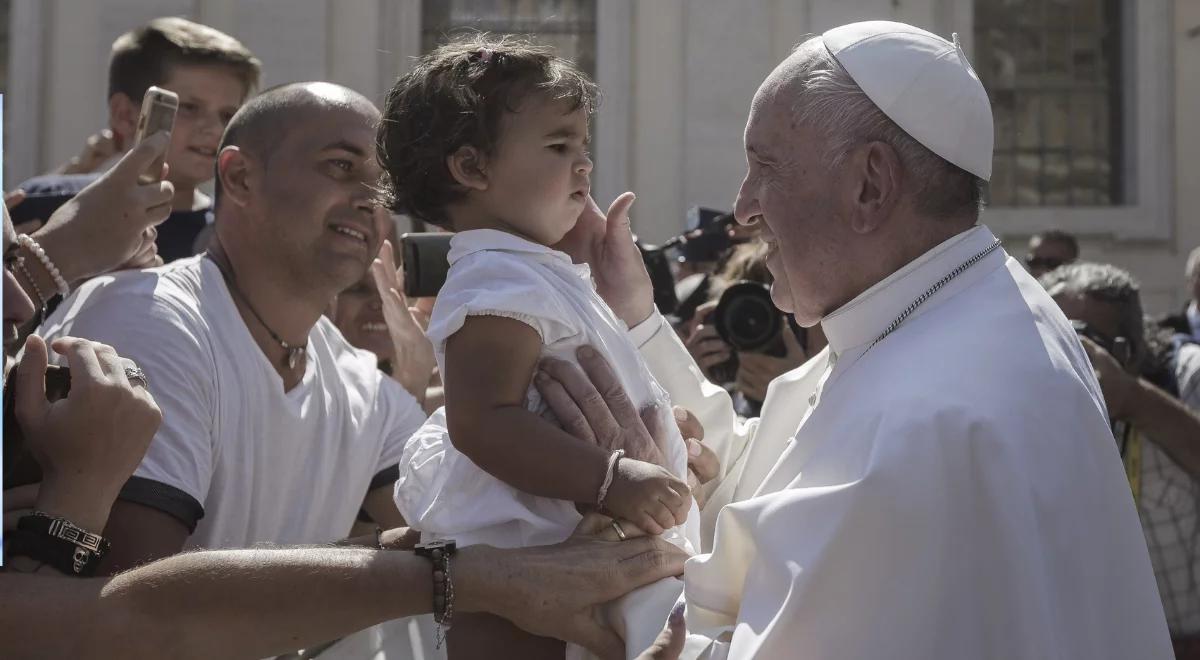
<box><xmin>133</xmin><ymin>86</ymin><xmax>179</xmax><ymax>184</ymax></box>
<box><xmin>3</xmin><ymin>364</ymin><xmax>71</xmax><ymax>488</ymax></box>
<box><xmin>400</xmin><ymin>233</ymin><xmax>453</xmax><ymax>298</ymax></box>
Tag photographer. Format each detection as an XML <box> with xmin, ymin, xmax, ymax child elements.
<box><xmin>683</xmin><ymin>241</ymin><xmax>824</xmax><ymax>415</ymax></box>
<box><xmin>1043</xmin><ymin>262</ymin><xmax>1200</xmax><ymax>657</ymax></box>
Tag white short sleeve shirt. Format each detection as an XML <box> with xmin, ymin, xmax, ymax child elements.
<box><xmin>37</xmin><ymin>256</ymin><xmax>427</xmax><ymax>549</ymax></box>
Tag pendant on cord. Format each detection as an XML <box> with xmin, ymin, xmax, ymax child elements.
<box><xmin>283</xmin><ymin>343</ymin><xmax>306</xmax><ymax>370</ymax></box>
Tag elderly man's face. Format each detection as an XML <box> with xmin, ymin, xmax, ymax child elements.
<box><xmin>733</xmin><ymin>81</ymin><xmax>845</xmax><ymax>326</ymax></box>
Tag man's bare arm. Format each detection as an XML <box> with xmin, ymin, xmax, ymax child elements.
<box><xmin>1081</xmin><ymin>336</ymin><xmax>1200</xmax><ymax>479</ymax></box>
<box><xmin>1123</xmin><ymin>378</ymin><xmax>1200</xmax><ymax>479</ymax></box>
<box><xmin>0</xmin><ymin>522</ymin><xmax>688</xmax><ymax>660</ymax></box>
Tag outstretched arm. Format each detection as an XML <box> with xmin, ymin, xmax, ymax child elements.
<box><xmin>0</xmin><ymin>519</ymin><xmax>688</xmax><ymax>660</ymax></box>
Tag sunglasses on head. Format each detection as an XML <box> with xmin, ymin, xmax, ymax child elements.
<box><xmin>1026</xmin><ymin>256</ymin><xmax>1066</xmax><ymax>271</ymax></box>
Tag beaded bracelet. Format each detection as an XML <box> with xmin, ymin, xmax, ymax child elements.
<box><xmin>415</xmin><ymin>540</ymin><xmax>457</xmax><ymax>648</ymax></box>
<box><xmin>15</xmin><ymin>255</ymin><xmax>48</xmax><ymax>309</ymax></box>
<box><xmin>16</xmin><ymin>233</ymin><xmax>70</xmax><ymax>297</ymax></box>
<box><xmin>597</xmin><ymin>448</ymin><xmax>625</xmax><ymax>507</ymax></box>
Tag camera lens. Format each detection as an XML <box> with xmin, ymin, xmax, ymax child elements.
<box><xmin>714</xmin><ymin>281</ymin><xmax>782</xmax><ymax>352</ymax></box>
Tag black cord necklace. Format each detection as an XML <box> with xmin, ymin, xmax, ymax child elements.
<box><xmin>207</xmin><ymin>253</ymin><xmax>307</xmax><ymax>370</ymax></box>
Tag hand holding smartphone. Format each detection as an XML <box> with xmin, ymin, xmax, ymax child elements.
<box><xmin>133</xmin><ymin>86</ymin><xmax>179</xmax><ymax>183</ymax></box>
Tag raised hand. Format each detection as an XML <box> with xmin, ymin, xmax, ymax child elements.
<box><xmin>554</xmin><ymin>192</ymin><xmax>654</xmax><ymax>328</ymax></box>
<box><xmin>32</xmin><ymin>132</ymin><xmax>174</xmax><ymax>283</ymax></box>
<box><xmin>370</xmin><ymin>233</ymin><xmax>436</xmax><ymax>404</ymax></box>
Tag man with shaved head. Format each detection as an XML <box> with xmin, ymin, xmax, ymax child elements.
<box><xmin>539</xmin><ymin>20</ymin><xmax>1172</xmax><ymax>659</ymax></box>
<box><xmin>35</xmin><ymin>82</ymin><xmax>432</xmax><ymax>577</ymax></box>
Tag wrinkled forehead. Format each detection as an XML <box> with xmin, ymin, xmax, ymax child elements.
<box><xmin>745</xmin><ymin>84</ymin><xmax>786</xmax><ymax>143</ymax></box>
<box><xmin>746</xmin><ymin>37</ymin><xmax>826</xmax><ymax>141</ymax></box>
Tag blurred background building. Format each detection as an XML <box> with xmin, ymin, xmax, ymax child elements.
<box><xmin>1</xmin><ymin>0</ymin><xmax>1197</xmax><ymax>313</ymax></box>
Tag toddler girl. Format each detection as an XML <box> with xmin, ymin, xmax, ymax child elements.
<box><xmin>380</xmin><ymin>36</ymin><xmax>698</xmax><ymax>659</ymax></box>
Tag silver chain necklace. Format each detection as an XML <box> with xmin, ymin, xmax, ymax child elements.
<box><xmin>866</xmin><ymin>239</ymin><xmax>1003</xmax><ymax>352</ymax></box>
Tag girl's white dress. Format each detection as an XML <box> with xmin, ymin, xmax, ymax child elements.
<box><xmin>394</xmin><ymin>229</ymin><xmax>699</xmax><ymax>659</ymax></box>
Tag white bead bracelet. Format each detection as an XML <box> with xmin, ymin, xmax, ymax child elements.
<box><xmin>597</xmin><ymin>448</ymin><xmax>625</xmax><ymax>507</ymax></box>
<box><xmin>16</xmin><ymin>233</ymin><xmax>70</xmax><ymax>297</ymax></box>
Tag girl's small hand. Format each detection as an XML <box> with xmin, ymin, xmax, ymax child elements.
<box><xmin>370</xmin><ymin>234</ymin><xmax>436</xmax><ymax>405</ymax></box>
<box><xmin>603</xmin><ymin>457</ymin><xmax>691</xmax><ymax>535</ymax></box>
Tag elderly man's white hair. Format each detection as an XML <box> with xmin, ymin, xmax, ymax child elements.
<box><xmin>779</xmin><ymin>37</ymin><xmax>987</xmax><ymax>221</ymax></box>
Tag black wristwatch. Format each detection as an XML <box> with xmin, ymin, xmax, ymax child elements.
<box><xmin>8</xmin><ymin>512</ymin><xmax>111</xmax><ymax>576</ymax></box>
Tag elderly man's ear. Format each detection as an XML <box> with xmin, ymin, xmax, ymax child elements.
<box><xmin>844</xmin><ymin>141</ymin><xmax>902</xmax><ymax>235</ymax></box>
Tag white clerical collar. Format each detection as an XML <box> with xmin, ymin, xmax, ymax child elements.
<box><xmin>447</xmin><ymin>228</ymin><xmax>579</xmax><ymax>269</ymax></box>
<box><xmin>821</xmin><ymin>224</ymin><xmax>1002</xmax><ymax>355</ymax></box>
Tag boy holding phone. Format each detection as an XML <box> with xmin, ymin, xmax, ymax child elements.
<box><xmin>12</xmin><ymin>17</ymin><xmax>260</xmax><ymax>263</ymax></box>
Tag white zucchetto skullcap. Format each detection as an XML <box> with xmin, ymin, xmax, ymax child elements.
<box><xmin>823</xmin><ymin>20</ymin><xmax>994</xmax><ymax>180</ymax></box>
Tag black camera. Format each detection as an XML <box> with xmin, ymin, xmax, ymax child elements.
<box><xmin>701</xmin><ymin>281</ymin><xmax>803</xmax><ymax>407</ymax></box>
<box><xmin>638</xmin><ymin>242</ymin><xmax>679</xmax><ymax>316</ymax></box>
<box><xmin>713</xmin><ymin>281</ymin><xmax>804</xmax><ymax>356</ymax></box>
<box><xmin>400</xmin><ymin>233</ymin><xmax>453</xmax><ymax>298</ymax></box>
<box><xmin>672</xmin><ymin>207</ymin><xmax>737</xmax><ymax>265</ymax></box>
<box><xmin>1071</xmin><ymin>319</ymin><xmax>1134</xmax><ymax>453</ymax></box>
<box><xmin>1071</xmin><ymin>319</ymin><xmax>1131</xmax><ymax>366</ymax></box>
<box><xmin>3</xmin><ymin>364</ymin><xmax>72</xmax><ymax>488</ymax></box>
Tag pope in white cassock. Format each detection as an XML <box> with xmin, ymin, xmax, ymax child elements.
<box><xmin>553</xmin><ymin>20</ymin><xmax>1173</xmax><ymax>660</ymax></box>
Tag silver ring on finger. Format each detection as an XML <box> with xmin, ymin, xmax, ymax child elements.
<box><xmin>611</xmin><ymin>519</ymin><xmax>628</xmax><ymax>541</ymax></box>
<box><xmin>124</xmin><ymin>365</ymin><xmax>149</xmax><ymax>388</ymax></box>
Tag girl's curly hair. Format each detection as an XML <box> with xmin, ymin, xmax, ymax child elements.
<box><xmin>376</xmin><ymin>34</ymin><xmax>598</xmax><ymax>228</ymax></box>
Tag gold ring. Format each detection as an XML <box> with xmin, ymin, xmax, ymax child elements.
<box><xmin>610</xmin><ymin>520</ymin><xmax>628</xmax><ymax>541</ymax></box>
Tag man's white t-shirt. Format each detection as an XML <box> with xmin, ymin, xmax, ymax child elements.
<box><xmin>37</xmin><ymin>255</ymin><xmax>427</xmax><ymax>549</ymax></box>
